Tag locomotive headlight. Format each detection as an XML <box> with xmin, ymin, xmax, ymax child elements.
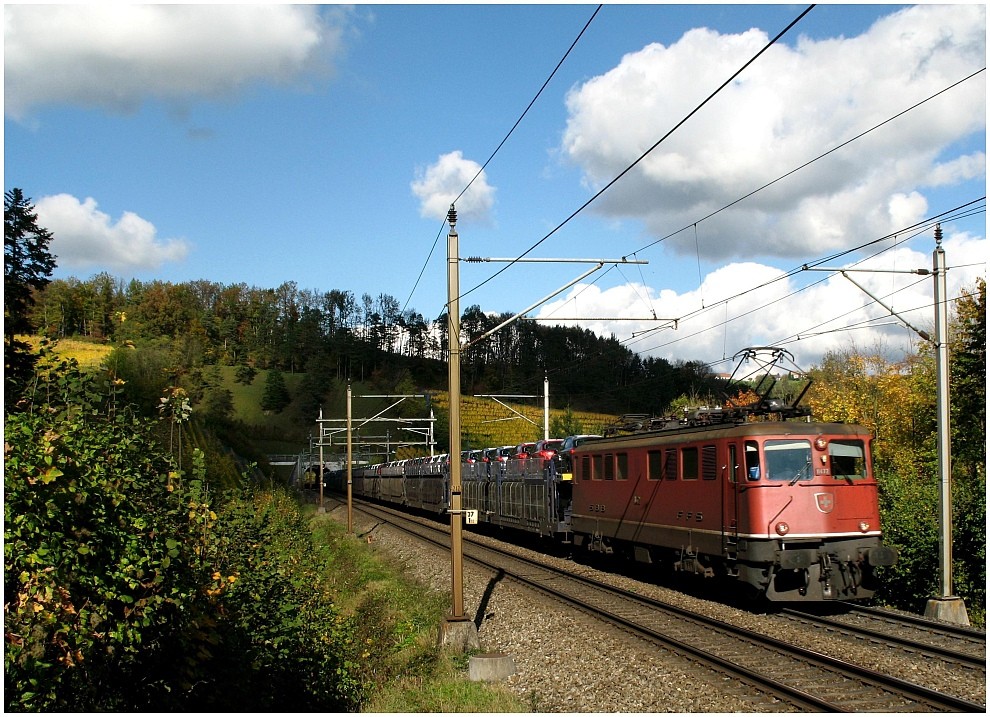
<box><xmin>814</xmin><ymin>437</ymin><xmax>828</xmax><ymax>451</ymax></box>
<box><xmin>775</xmin><ymin>521</ymin><xmax>790</xmax><ymax>536</ymax></box>
<box><xmin>859</xmin><ymin>521</ymin><xmax>870</xmax><ymax>533</ymax></box>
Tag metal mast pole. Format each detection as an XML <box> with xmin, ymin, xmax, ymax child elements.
<box><xmin>440</xmin><ymin>205</ymin><xmax>479</xmax><ymax>649</ymax></box>
<box><xmin>543</xmin><ymin>375</ymin><xmax>550</xmax><ymax>440</ymax></box>
<box><xmin>318</xmin><ymin>406</ymin><xmax>325</xmax><ymax>513</ymax></box>
<box><xmin>934</xmin><ymin>227</ymin><xmax>952</xmax><ymax>599</ymax></box>
<box><xmin>924</xmin><ymin>223</ymin><xmax>969</xmax><ymax>625</ymax></box>
<box><xmin>447</xmin><ymin>206</ymin><xmax>465</xmax><ymax>620</ymax></box>
<box><xmin>346</xmin><ymin>383</ymin><xmax>353</xmax><ymax>534</ymax></box>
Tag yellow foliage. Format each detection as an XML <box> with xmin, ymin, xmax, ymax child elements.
<box><xmin>19</xmin><ymin>335</ymin><xmax>113</xmax><ymax>370</ymax></box>
<box><xmin>806</xmin><ymin>350</ymin><xmax>916</xmax><ymax>473</ymax></box>
<box><xmin>421</xmin><ymin>391</ymin><xmax>616</xmax><ymax>455</ymax></box>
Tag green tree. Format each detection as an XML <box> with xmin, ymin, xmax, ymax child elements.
<box><xmin>201</xmin><ymin>385</ymin><xmax>235</xmax><ymax>424</ymax></box>
<box><xmin>950</xmin><ymin>279</ymin><xmax>986</xmax><ymax>477</ymax></box>
<box><xmin>234</xmin><ymin>364</ymin><xmax>258</xmax><ymax>385</ymax></box>
<box><xmin>4</xmin><ymin>188</ymin><xmax>57</xmax><ymax>404</ymax></box>
<box><xmin>260</xmin><ymin>368</ymin><xmax>291</xmax><ymax>413</ymax></box>
<box><xmin>549</xmin><ymin>406</ymin><xmax>584</xmax><ymax>437</ymax></box>
<box><xmin>947</xmin><ymin>279</ymin><xmax>986</xmax><ymax>618</ymax></box>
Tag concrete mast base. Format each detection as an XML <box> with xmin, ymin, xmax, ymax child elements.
<box><xmin>438</xmin><ymin>617</ymin><xmax>480</xmax><ymax>652</ymax></box>
<box><xmin>924</xmin><ymin>596</ymin><xmax>971</xmax><ymax>626</ymax></box>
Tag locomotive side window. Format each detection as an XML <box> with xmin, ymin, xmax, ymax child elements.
<box><xmin>829</xmin><ymin>440</ymin><xmax>868</xmax><ymax>479</ymax></box>
<box><xmin>592</xmin><ymin>453</ymin><xmax>603</xmax><ymax>480</ymax></box>
<box><xmin>616</xmin><ymin>453</ymin><xmax>628</xmax><ymax>480</ymax></box>
<box><xmin>764</xmin><ymin>439</ymin><xmax>812</xmax><ymax>482</ymax></box>
<box><xmin>581</xmin><ymin>455</ymin><xmax>591</xmax><ymax>480</ymax></box>
<box><xmin>745</xmin><ymin>441</ymin><xmax>760</xmax><ymax>480</ymax></box>
<box><xmin>603</xmin><ymin>454</ymin><xmax>614</xmax><ymax>480</ymax></box>
<box><xmin>682</xmin><ymin>446</ymin><xmax>699</xmax><ymax>480</ymax></box>
<box><xmin>702</xmin><ymin>445</ymin><xmax>717</xmax><ymax>480</ymax></box>
<box><xmin>648</xmin><ymin>450</ymin><xmax>662</xmax><ymax>480</ymax></box>
<box><xmin>664</xmin><ymin>448</ymin><xmax>677</xmax><ymax>480</ymax></box>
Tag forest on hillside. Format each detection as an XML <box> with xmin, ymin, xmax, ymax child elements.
<box><xmin>29</xmin><ymin>272</ymin><xmax>726</xmax><ymax>420</ymax></box>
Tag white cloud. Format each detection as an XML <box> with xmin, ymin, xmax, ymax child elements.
<box><xmin>35</xmin><ymin>194</ymin><xmax>189</xmax><ymax>272</ymax></box>
<box><xmin>4</xmin><ymin>5</ymin><xmax>346</xmax><ymax>119</ymax></box>
<box><xmin>411</xmin><ymin>151</ymin><xmax>497</xmax><ymax>222</ymax></box>
<box><xmin>560</xmin><ymin>4</ymin><xmax>986</xmax><ymax>262</ymax></box>
<box><xmin>537</xmin><ymin>229</ymin><xmax>987</xmax><ymax>370</ymax></box>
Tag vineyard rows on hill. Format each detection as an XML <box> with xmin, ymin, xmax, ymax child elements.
<box><xmin>427</xmin><ymin>391</ymin><xmax>616</xmax><ymax>454</ymax></box>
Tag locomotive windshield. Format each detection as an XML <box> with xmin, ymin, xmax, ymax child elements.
<box><xmin>763</xmin><ymin>439</ymin><xmax>812</xmax><ymax>482</ymax></box>
<box><xmin>829</xmin><ymin>439</ymin><xmax>868</xmax><ymax>479</ymax></box>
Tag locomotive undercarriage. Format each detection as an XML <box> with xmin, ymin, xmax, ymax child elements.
<box><xmin>573</xmin><ymin>529</ymin><xmax>896</xmax><ymax>602</ymax></box>
<box><xmin>739</xmin><ymin>537</ymin><xmax>897</xmax><ymax>601</ymax></box>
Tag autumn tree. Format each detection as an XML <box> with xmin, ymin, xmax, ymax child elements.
<box><xmin>807</xmin><ymin>337</ymin><xmax>985</xmax><ymax>621</ymax></box>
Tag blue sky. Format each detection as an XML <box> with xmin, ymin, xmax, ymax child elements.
<box><xmin>4</xmin><ymin>3</ymin><xmax>986</xmax><ymax>370</ymax></box>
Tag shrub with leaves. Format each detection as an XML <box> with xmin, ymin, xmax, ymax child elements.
<box><xmin>4</xmin><ymin>349</ymin><xmax>206</xmax><ymax>710</ymax></box>
<box><xmin>5</xmin><ymin>347</ymin><xmax>364</xmax><ymax>709</ymax></box>
<box><xmin>190</xmin><ymin>489</ymin><xmax>363</xmax><ymax>711</ymax></box>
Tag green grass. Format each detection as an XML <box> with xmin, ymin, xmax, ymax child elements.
<box><xmin>308</xmin><ymin>510</ymin><xmax>528</xmax><ymax>713</ymax></box>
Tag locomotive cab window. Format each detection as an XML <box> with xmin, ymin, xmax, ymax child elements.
<box><xmin>829</xmin><ymin>440</ymin><xmax>868</xmax><ymax>479</ymax></box>
<box><xmin>745</xmin><ymin>441</ymin><xmax>760</xmax><ymax>480</ymax></box>
<box><xmin>603</xmin><ymin>454</ymin><xmax>614</xmax><ymax>480</ymax></box>
<box><xmin>764</xmin><ymin>439</ymin><xmax>812</xmax><ymax>482</ymax></box>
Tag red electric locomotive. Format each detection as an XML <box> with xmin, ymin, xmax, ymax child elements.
<box><xmin>569</xmin><ymin>349</ymin><xmax>897</xmax><ymax>602</ymax></box>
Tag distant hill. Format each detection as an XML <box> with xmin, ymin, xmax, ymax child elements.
<box><xmin>220</xmin><ymin>367</ymin><xmax>616</xmax><ymax>460</ymax></box>
<box><xmin>26</xmin><ymin>336</ymin><xmax>617</xmax><ymax>460</ymax></box>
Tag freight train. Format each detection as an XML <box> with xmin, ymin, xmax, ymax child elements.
<box><xmin>326</xmin><ymin>350</ymin><xmax>898</xmax><ymax>602</ymax></box>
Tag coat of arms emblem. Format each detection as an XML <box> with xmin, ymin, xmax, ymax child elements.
<box><xmin>815</xmin><ymin>492</ymin><xmax>835</xmax><ymax>513</ymax></box>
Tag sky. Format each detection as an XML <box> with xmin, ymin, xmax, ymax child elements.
<box><xmin>4</xmin><ymin>2</ymin><xmax>986</xmax><ymax>373</ymax></box>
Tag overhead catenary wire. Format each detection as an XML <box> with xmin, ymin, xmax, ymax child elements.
<box><xmin>632</xmin><ymin>201</ymin><xmax>985</xmax><ymax>356</ymax></box>
<box><xmin>403</xmin><ymin>8</ymin><xmax>983</xmax><ymax>396</ymax></box>
<box><xmin>400</xmin><ymin>4</ymin><xmax>603</xmax><ymax>315</ymax></box>
<box><xmin>530</xmin><ymin>62</ymin><xmax>986</xmax><ymax>379</ymax></box>
<box><xmin>627</xmin><ymin>67</ymin><xmax>986</xmax><ymax>258</ymax></box>
<box><xmin>539</xmin><ymin>199</ymin><xmax>984</xmax><ymax>386</ymax></box>
<box><xmin>458</xmin><ymin>4</ymin><xmax>817</xmax><ymax>304</ymax></box>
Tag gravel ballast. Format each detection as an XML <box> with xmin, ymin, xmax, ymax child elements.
<box><xmin>326</xmin><ymin>503</ymin><xmax>985</xmax><ymax>713</ymax></box>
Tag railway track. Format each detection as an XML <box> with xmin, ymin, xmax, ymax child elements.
<box><xmin>780</xmin><ymin>604</ymin><xmax>985</xmax><ymax>670</ymax></box>
<box><xmin>348</xmin><ymin>499</ymin><xmax>985</xmax><ymax>713</ymax></box>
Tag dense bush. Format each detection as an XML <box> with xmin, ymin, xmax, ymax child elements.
<box><xmin>4</xmin><ymin>348</ymin><xmax>363</xmax><ymax>710</ymax></box>
<box><xmin>4</xmin><ymin>350</ymin><xmax>205</xmax><ymax>710</ymax></box>
<box><xmin>187</xmin><ymin>488</ymin><xmax>362</xmax><ymax>711</ymax></box>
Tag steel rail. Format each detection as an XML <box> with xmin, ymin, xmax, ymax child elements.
<box><xmin>346</xmin><ymin>498</ymin><xmax>984</xmax><ymax>713</ymax></box>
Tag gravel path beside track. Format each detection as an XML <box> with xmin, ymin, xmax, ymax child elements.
<box><xmin>326</xmin><ymin>503</ymin><xmax>985</xmax><ymax>713</ymax></box>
